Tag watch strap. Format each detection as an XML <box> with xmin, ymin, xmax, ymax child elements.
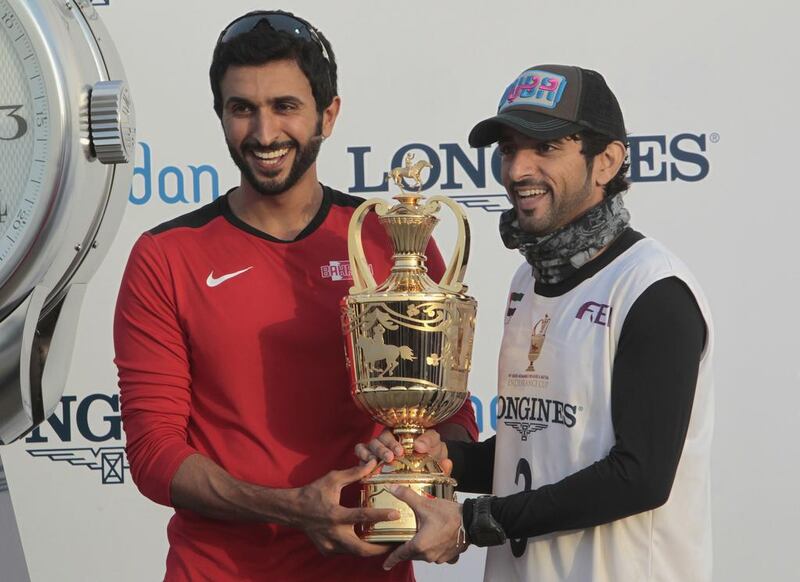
<box><xmin>465</xmin><ymin>495</ymin><xmax>507</xmax><ymax>547</ymax></box>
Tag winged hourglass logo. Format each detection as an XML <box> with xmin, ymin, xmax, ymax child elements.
<box><xmin>27</xmin><ymin>447</ymin><xmax>129</xmax><ymax>484</ymax></box>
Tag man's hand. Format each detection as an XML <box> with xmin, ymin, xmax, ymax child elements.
<box><xmin>382</xmin><ymin>485</ymin><xmax>467</xmax><ymax>570</ymax></box>
<box><xmin>292</xmin><ymin>460</ymin><xmax>399</xmax><ymax>557</ymax></box>
<box><xmin>170</xmin><ymin>455</ymin><xmax>398</xmax><ymax>557</ymax></box>
<box><xmin>354</xmin><ymin>429</ymin><xmax>452</xmax><ymax>475</ymax></box>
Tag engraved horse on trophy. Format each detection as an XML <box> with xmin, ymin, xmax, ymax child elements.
<box><xmin>357</xmin><ymin>324</ymin><xmax>415</xmax><ymax>376</ymax></box>
<box><xmin>386</xmin><ymin>152</ymin><xmax>432</xmax><ymax>192</ymax></box>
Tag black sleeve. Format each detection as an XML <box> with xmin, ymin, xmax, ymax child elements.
<box><xmin>490</xmin><ymin>276</ymin><xmax>706</xmax><ymax>539</ymax></box>
<box><xmin>446</xmin><ymin>436</ymin><xmax>496</xmax><ymax>494</ymax></box>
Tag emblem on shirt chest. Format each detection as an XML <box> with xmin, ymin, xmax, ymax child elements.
<box><xmin>527</xmin><ymin>314</ymin><xmax>551</xmax><ymax>371</ymax></box>
<box><xmin>504</xmin><ymin>291</ymin><xmax>525</xmax><ymax>324</ymax></box>
<box><xmin>503</xmin><ymin>312</ymin><xmax>551</xmax><ymax>391</ymax></box>
<box><xmin>205</xmin><ymin>266</ymin><xmax>253</xmax><ymax>287</ymax></box>
<box><xmin>575</xmin><ymin>301</ymin><xmax>612</xmax><ymax>327</ymax></box>
<box><xmin>320</xmin><ymin>259</ymin><xmax>373</xmax><ymax>282</ymax></box>
<box><xmin>499</xmin><ymin>309</ymin><xmax>590</xmax><ymax>441</ymax></box>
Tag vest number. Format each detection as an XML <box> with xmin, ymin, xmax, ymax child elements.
<box><xmin>510</xmin><ymin>457</ymin><xmax>531</xmax><ymax>558</ymax></box>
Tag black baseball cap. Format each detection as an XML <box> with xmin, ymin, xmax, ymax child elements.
<box><xmin>469</xmin><ymin>65</ymin><xmax>627</xmax><ymax>147</ymax></box>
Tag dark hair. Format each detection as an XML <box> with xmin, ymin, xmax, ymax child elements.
<box><xmin>568</xmin><ymin>130</ymin><xmax>630</xmax><ymax>197</ymax></box>
<box><xmin>209</xmin><ymin>18</ymin><xmax>337</xmax><ymax>119</ymax></box>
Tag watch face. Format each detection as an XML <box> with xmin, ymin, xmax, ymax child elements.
<box><xmin>0</xmin><ymin>0</ymin><xmax>54</xmax><ymax>287</ymax></box>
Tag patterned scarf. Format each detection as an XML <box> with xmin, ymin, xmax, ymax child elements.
<box><xmin>499</xmin><ymin>193</ymin><xmax>630</xmax><ymax>284</ymax></box>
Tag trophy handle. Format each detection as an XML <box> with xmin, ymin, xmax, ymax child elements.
<box><xmin>426</xmin><ymin>195</ymin><xmax>470</xmax><ymax>294</ymax></box>
<box><xmin>348</xmin><ymin>198</ymin><xmax>390</xmax><ymax>294</ymax></box>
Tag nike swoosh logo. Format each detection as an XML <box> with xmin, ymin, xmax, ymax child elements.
<box><xmin>206</xmin><ymin>267</ymin><xmax>253</xmax><ymax>287</ymax></box>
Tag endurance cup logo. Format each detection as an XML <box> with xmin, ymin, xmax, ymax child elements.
<box><xmin>526</xmin><ymin>314</ymin><xmax>551</xmax><ymax>372</ymax></box>
<box><xmin>504</xmin><ymin>313</ymin><xmax>552</xmax><ymax>388</ymax></box>
<box><xmin>24</xmin><ymin>394</ymin><xmax>129</xmax><ymax>485</ymax></box>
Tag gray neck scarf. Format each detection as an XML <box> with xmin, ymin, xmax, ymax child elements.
<box><xmin>499</xmin><ymin>193</ymin><xmax>630</xmax><ymax>284</ymax></box>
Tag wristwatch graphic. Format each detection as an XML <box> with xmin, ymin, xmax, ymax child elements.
<box><xmin>0</xmin><ymin>0</ymin><xmax>134</xmax><ymax>443</ymax></box>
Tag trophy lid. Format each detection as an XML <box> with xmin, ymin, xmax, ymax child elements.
<box><xmin>347</xmin><ymin>156</ymin><xmax>472</xmax><ymax>297</ymax></box>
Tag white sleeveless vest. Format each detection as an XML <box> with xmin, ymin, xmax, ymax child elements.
<box><xmin>485</xmin><ymin>238</ymin><xmax>714</xmax><ymax>582</ymax></box>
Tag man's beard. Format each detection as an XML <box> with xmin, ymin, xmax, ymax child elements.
<box><xmin>511</xmin><ymin>169</ymin><xmax>593</xmax><ymax>237</ymax></box>
<box><xmin>227</xmin><ymin>124</ymin><xmax>323</xmax><ymax>196</ymax></box>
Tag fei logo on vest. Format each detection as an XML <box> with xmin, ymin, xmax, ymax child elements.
<box><xmin>575</xmin><ymin>301</ymin><xmax>612</xmax><ymax>326</ymax></box>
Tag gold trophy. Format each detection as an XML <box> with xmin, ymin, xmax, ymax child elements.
<box><xmin>341</xmin><ymin>157</ymin><xmax>477</xmax><ymax>542</ymax></box>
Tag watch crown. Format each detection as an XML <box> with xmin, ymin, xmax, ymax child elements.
<box><xmin>89</xmin><ymin>80</ymin><xmax>135</xmax><ymax>164</ymax></box>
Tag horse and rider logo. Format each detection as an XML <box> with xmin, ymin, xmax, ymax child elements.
<box><xmin>387</xmin><ymin>152</ymin><xmax>432</xmax><ymax>192</ymax></box>
<box><xmin>357</xmin><ymin>323</ymin><xmax>415</xmax><ymax>376</ymax></box>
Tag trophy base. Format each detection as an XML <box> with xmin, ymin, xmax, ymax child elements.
<box><xmin>359</xmin><ymin>453</ymin><xmax>456</xmax><ymax>543</ymax></box>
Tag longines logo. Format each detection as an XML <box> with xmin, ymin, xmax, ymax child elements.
<box><xmin>27</xmin><ymin>448</ymin><xmax>128</xmax><ymax>485</ymax></box>
<box><xmin>347</xmin><ymin>133</ymin><xmax>715</xmax><ymax>213</ymax></box>
<box><xmin>497</xmin><ymin>395</ymin><xmax>579</xmax><ymax>441</ymax></box>
<box><xmin>24</xmin><ymin>393</ymin><xmax>129</xmax><ymax>486</ymax></box>
<box><xmin>505</xmin><ymin>421</ymin><xmax>547</xmax><ymax>440</ymax></box>
<box><xmin>127</xmin><ymin>132</ymin><xmax>715</xmax><ymax>210</ymax></box>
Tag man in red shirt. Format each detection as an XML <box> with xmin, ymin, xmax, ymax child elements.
<box><xmin>114</xmin><ymin>11</ymin><xmax>477</xmax><ymax>582</ymax></box>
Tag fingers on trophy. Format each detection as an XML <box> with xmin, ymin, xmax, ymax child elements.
<box><xmin>341</xmin><ymin>160</ymin><xmax>477</xmax><ymax>542</ymax></box>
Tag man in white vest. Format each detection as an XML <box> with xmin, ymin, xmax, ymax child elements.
<box><xmin>357</xmin><ymin>64</ymin><xmax>714</xmax><ymax>582</ymax></box>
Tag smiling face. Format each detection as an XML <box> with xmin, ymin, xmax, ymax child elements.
<box><xmin>220</xmin><ymin>59</ymin><xmax>339</xmax><ymax>196</ymax></box>
<box><xmin>498</xmin><ymin>128</ymin><xmax>607</xmax><ymax>237</ymax></box>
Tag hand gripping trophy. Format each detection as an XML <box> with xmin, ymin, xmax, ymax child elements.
<box><xmin>341</xmin><ymin>158</ymin><xmax>477</xmax><ymax>542</ymax></box>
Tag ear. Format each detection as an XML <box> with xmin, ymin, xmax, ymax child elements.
<box><xmin>593</xmin><ymin>140</ymin><xmax>626</xmax><ymax>187</ymax></box>
<box><xmin>320</xmin><ymin>95</ymin><xmax>341</xmax><ymax>138</ymax></box>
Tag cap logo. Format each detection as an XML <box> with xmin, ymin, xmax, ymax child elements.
<box><xmin>498</xmin><ymin>70</ymin><xmax>567</xmax><ymax>113</ymax></box>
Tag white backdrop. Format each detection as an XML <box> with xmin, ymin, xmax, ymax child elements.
<box><xmin>1</xmin><ymin>0</ymin><xmax>799</xmax><ymax>580</ymax></box>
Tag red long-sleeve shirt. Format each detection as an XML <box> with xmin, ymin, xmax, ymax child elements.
<box><xmin>114</xmin><ymin>186</ymin><xmax>478</xmax><ymax>581</ymax></box>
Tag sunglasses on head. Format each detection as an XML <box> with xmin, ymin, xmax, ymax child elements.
<box><xmin>217</xmin><ymin>11</ymin><xmax>331</xmax><ymax>64</ymax></box>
